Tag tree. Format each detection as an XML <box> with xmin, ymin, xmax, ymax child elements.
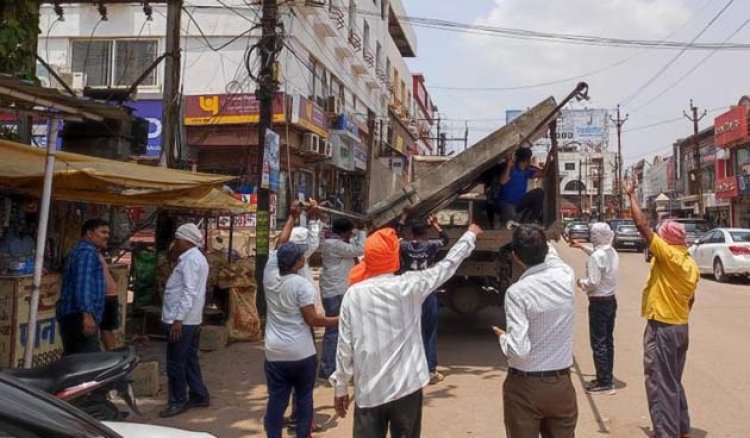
<box><xmin>0</xmin><ymin>0</ymin><xmax>40</xmax><ymax>81</ymax></box>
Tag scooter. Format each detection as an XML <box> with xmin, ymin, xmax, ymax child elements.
<box><xmin>1</xmin><ymin>347</ymin><xmax>140</xmax><ymax>421</ymax></box>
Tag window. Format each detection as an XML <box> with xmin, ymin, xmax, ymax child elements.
<box><xmin>593</xmin><ymin>180</ymin><xmax>600</xmax><ymax>189</ymax></box>
<box><xmin>363</xmin><ymin>21</ymin><xmax>370</xmax><ymax>57</ymax></box>
<box><xmin>348</xmin><ymin>0</ymin><xmax>357</xmax><ymax>32</ymax></box>
<box><xmin>310</xmin><ymin>57</ymin><xmax>327</xmax><ymax>107</ymax></box>
<box><xmin>375</xmin><ymin>42</ymin><xmax>382</xmax><ymax>72</ymax></box>
<box><xmin>71</xmin><ymin>39</ymin><xmax>157</xmax><ymax>87</ymax></box>
<box><xmin>381</xmin><ymin>0</ymin><xmax>388</xmax><ymax>20</ymax></box>
<box><xmin>564</xmin><ymin>162</ymin><xmax>576</xmax><ymax>171</ymax></box>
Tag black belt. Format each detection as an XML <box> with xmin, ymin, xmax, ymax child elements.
<box><xmin>508</xmin><ymin>367</ymin><xmax>569</xmax><ymax>378</ymax></box>
<box><xmin>589</xmin><ymin>295</ymin><xmax>616</xmax><ymax>301</ymax></box>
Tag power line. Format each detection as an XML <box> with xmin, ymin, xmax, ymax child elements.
<box><xmin>630</xmin><ymin>18</ymin><xmax>750</xmax><ymax>111</ymax></box>
<box><xmin>619</xmin><ymin>0</ymin><xmax>736</xmax><ymax>107</ymax></box>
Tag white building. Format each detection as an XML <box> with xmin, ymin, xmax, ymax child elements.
<box><xmin>558</xmin><ymin>147</ymin><xmax>617</xmax><ymax>217</ymax></box>
<box><xmin>37</xmin><ymin>0</ymin><xmax>420</xmax><ymax>213</ymax></box>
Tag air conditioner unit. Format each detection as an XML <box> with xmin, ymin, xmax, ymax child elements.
<box><xmin>324</xmin><ymin>141</ymin><xmax>333</xmax><ymax>158</ymax></box>
<box><xmin>72</xmin><ymin>72</ymin><xmax>87</xmax><ymax>91</ymax></box>
<box><xmin>326</xmin><ymin>96</ymin><xmax>342</xmax><ymax>114</ymax></box>
<box><xmin>302</xmin><ymin>133</ymin><xmax>320</xmax><ymax>154</ymax></box>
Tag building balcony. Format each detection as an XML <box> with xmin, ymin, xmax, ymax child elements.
<box><xmin>388</xmin><ymin>0</ymin><xmax>417</xmax><ymax>57</ymax></box>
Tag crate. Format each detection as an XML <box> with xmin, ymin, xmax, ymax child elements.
<box><xmin>131</xmin><ymin>361</ymin><xmax>160</xmax><ymax>397</ymax></box>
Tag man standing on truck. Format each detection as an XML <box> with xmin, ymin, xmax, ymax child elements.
<box><xmin>570</xmin><ymin>223</ymin><xmax>620</xmax><ymax>395</ymax></box>
<box><xmin>494</xmin><ymin>224</ymin><xmax>577</xmax><ymax>437</ymax></box>
<box><xmin>331</xmin><ymin>223</ymin><xmax>480</xmax><ymax>437</ymax></box>
<box><xmin>626</xmin><ymin>180</ymin><xmax>699</xmax><ymax>438</ymax></box>
<box><xmin>399</xmin><ymin>215</ymin><xmax>451</xmax><ymax>385</ymax></box>
<box><xmin>493</xmin><ymin>148</ymin><xmax>546</xmax><ymax>227</ymax></box>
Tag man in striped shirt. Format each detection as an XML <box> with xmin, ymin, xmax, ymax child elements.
<box><xmin>331</xmin><ymin>223</ymin><xmax>480</xmax><ymax>437</ymax></box>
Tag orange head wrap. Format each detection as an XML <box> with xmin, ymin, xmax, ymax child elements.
<box><xmin>659</xmin><ymin>220</ymin><xmax>686</xmax><ymax>246</ymax></box>
<box><xmin>348</xmin><ymin>228</ymin><xmax>400</xmax><ymax>286</ymax></box>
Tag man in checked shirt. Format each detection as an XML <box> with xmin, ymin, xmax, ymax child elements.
<box><xmin>493</xmin><ymin>224</ymin><xmax>577</xmax><ymax>437</ymax></box>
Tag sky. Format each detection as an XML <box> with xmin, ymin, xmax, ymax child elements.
<box><xmin>403</xmin><ymin>0</ymin><xmax>750</xmax><ymax>165</ymax></box>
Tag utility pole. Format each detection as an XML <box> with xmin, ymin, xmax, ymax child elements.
<box><xmin>578</xmin><ymin>159</ymin><xmax>583</xmax><ymax>216</ymax></box>
<box><xmin>435</xmin><ymin>115</ymin><xmax>441</xmax><ymax>156</ymax></box>
<box><xmin>254</xmin><ymin>0</ymin><xmax>281</xmax><ymax>317</ymax></box>
<box><xmin>463</xmin><ymin>121</ymin><xmax>468</xmax><ymax>151</ymax></box>
<box><xmin>683</xmin><ymin>99</ymin><xmax>707</xmax><ymax>217</ymax></box>
<box><xmin>598</xmin><ymin>158</ymin><xmax>604</xmax><ymax>221</ymax></box>
<box><xmin>160</xmin><ymin>0</ymin><xmax>183</xmax><ymax>167</ymax></box>
<box><xmin>438</xmin><ymin>132</ymin><xmax>447</xmax><ymax>156</ymax></box>
<box><xmin>610</xmin><ymin>105</ymin><xmax>628</xmax><ymax>218</ymax></box>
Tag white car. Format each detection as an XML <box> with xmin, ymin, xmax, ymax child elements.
<box><xmin>688</xmin><ymin>228</ymin><xmax>750</xmax><ymax>282</ymax></box>
<box><xmin>104</xmin><ymin>422</ymin><xmax>215</xmax><ymax>438</ymax></box>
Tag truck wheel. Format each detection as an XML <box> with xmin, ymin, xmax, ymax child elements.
<box><xmin>449</xmin><ymin>284</ymin><xmax>482</xmax><ymax>316</ymax></box>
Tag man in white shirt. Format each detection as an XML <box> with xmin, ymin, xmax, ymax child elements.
<box><xmin>331</xmin><ymin>223</ymin><xmax>480</xmax><ymax>438</ymax></box>
<box><xmin>263</xmin><ymin>239</ymin><xmax>339</xmax><ymax>438</ymax></box>
<box><xmin>317</xmin><ymin>217</ymin><xmax>366</xmax><ymax>379</ymax></box>
<box><xmin>570</xmin><ymin>222</ymin><xmax>619</xmax><ymax>395</ymax></box>
<box><xmin>160</xmin><ymin>223</ymin><xmax>210</xmax><ymax>418</ymax></box>
<box><xmin>493</xmin><ymin>224</ymin><xmax>577</xmax><ymax>437</ymax></box>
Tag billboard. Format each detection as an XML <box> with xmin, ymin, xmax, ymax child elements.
<box><xmin>125</xmin><ymin>100</ymin><xmax>163</xmax><ymax>157</ymax></box>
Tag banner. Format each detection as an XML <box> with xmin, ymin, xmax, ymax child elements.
<box><xmin>125</xmin><ymin>100</ymin><xmax>163</xmax><ymax>157</ymax></box>
<box><xmin>261</xmin><ymin>129</ymin><xmax>280</xmax><ymax>193</ymax></box>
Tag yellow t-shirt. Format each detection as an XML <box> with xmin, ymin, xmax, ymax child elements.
<box><xmin>642</xmin><ymin>235</ymin><xmax>699</xmax><ymax>325</ymax></box>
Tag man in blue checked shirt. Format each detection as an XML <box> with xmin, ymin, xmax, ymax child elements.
<box><xmin>56</xmin><ymin>219</ymin><xmax>110</xmax><ymax>355</ymax></box>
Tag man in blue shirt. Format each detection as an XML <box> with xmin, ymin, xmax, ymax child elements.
<box><xmin>56</xmin><ymin>219</ymin><xmax>109</xmax><ymax>355</ymax></box>
<box><xmin>493</xmin><ymin>148</ymin><xmax>546</xmax><ymax>226</ymax></box>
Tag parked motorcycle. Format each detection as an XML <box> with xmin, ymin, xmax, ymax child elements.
<box><xmin>1</xmin><ymin>347</ymin><xmax>140</xmax><ymax>421</ymax></box>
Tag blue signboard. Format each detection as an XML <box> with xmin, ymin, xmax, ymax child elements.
<box><xmin>124</xmin><ymin>100</ymin><xmax>163</xmax><ymax>157</ymax></box>
<box><xmin>739</xmin><ymin>174</ymin><xmax>750</xmax><ymax>195</ymax></box>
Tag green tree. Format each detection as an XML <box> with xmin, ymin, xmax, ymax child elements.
<box><xmin>0</xmin><ymin>0</ymin><xmax>40</xmax><ymax>82</ymax></box>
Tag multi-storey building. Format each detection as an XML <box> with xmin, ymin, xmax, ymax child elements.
<box><xmin>37</xmin><ymin>0</ymin><xmax>421</xmax><ymax>215</ymax></box>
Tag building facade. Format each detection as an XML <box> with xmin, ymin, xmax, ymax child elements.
<box><xmin>713</xmin><ymin>98</ymin><xmax>750</xmax><ymax>228</ymax></box>
<box><xmin>37</xmin><ymin>0</ymin><xmax>424</xmax><ymax>215</ymax></box>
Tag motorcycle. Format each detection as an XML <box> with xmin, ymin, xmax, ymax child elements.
<box><xmin>1</xmin><ymin>347</ymin><xmax>140</xmax><ymax>421</ymax></box>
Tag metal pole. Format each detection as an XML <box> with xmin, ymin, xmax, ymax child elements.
<box><xmin>578</xmin><ymin>159</ymin><xmax>583</xmax><ymax>217</ymax></box>
<box><xmin>610</xmin><ymin>105</ymin><xmax>628</xmax><ymax>218</ymax></box>
<box><xmin>254</xmin><ymin>0</ymin><xmax>280</xmax><ymax>318</ymax></box>
<box><xmin>160</xmin><ymin>0</ymin><xmax>182</xmax><ymax>167</ymax></box>
<box><xmin>683</xmin><ymin>99</ymin><xmax>707</xmax><ymax>217</ymax></box>
<box><xmin>24</xmin><ymin>120</ymin><xmax>58</xmax><ymax>368</ymax></box>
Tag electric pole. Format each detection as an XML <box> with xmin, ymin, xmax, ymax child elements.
<box><xmin>599</xmin><ymin>158</ymin><xmax>604</xmax><ymax>221</ymax></box>
<box><xmin>578</xmin><ymin>159</ymin><xmax>583</xmax><ymax>216</ymax></box>
<box><xmin>253</xmin><ymin>0</ymin><xmax>281</xmax><ymax>317</ymax></box>
<box><xmin>160</xmin><ymin>0</ymin><xmax>183</xmax><ymax>167</ymax></box>
<box><xmin>610</xmin><ymin>105</ymin><xmax>628</xmax><ymax>218</ymax></box>
<box><xmin>464</xmin><ymin>121</ymin><xmax>468</xmax><ymax>151</ymax></box>
<box><xmin>683</xmin><ymin>99</ymin><xmax>707</xmax><ymax>217</ymax></box>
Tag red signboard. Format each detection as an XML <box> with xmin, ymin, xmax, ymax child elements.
<box><xmin>714</xmin><ymin>106</ymin><xmax>748</xmax><ymax>147</ymax></box>
<box><xmin>184</xmin><ymin>93</ymin><xmax>286</xmax><ymax>126</ymax></box>
<box><xmin>715</xmin><ymin>175</ymin><xmax>739</xmax><ymax>200</ymax></box>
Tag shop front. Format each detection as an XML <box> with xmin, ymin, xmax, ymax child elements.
<box><xmin>324</xmin><ymin>113</ymin><xmax>368</xmax><ymax>213</ymax></box>
<box><xmin>714</xmin><ymin>102</ymin><xmax>750</xmax><ymax>227</ymax></box>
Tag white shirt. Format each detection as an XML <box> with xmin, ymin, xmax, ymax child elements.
<box><xmin>579</xmin><ymin>245</ymin><xmax>619</xmax><ymax>297</ymax></box>
<box><xmin>298</xmin><ymin>220</ymin><xmax>320</xmax><ymax>283</ymax></box>
<box><xmin>499</xmin><ymin>244</ymin><xmax>576</xmax><ymax>372</ymax></box>
<box><xmin>331</xmin><ymin>231</ymin><xmax>476</xmax><ymax>408</ymax></box>
<box><xmin>162</xmin><ymin>247</ymin><xmax>209</xmax><ymax>325</ymax></box>
<box><xmin>262</xmin><ymin>251</ymin><xmax>317</xmax><ymax>362</ymax></box>
<box><xmin>319</xmin><ymin>230</ymin><xmax>366</xmax><ymax>298</ymax></box>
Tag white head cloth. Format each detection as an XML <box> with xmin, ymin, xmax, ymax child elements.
<box><xmin>175</xmin><ymin>223</ymin><xmax>204</xmax><ymax>247</ymax></box>
<box><xmin>589</xmin><ymin>222</ymin><xmax>614</xmax><ymax>247</ymax></box>
<box><xmin>290</xmin><ymin>226</ymin><xmax>309</xmax><ymax>245</ymax></box>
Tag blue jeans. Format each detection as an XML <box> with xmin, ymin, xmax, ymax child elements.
<box><xmin>264</xmin><ymin>355</ymin><xmax>317</xmax><ymax>438</ymax></box>
<box><xmin>165</xmin><ymin>324</ymin><xmax>209</xmax><ymax>407</ymax></box>
<box><xmin>320</xmin><ymin>295</ymin><xmax>343</xmax><ymax>378</ymax></box>
<box><xmin>589</xmin><ymin>297</ymin><xmax>617</xmax><ymax>386</ymax></box>
<box><xmin>422</xmin><ymin>293</ymin><xmax>439</xmax><ymax>373</ymax></box>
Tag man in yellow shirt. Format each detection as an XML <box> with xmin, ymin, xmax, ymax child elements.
<box><xmin>626</xmin><ymin>181</ymin><xmax>699</xmax><ymax>438</ymax></box>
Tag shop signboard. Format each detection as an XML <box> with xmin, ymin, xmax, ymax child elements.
<box><xmin>354</xmin><ymin>146</ymin><xmax>367</xmax><ymax>170</ymax></box>
<box><xmin>336</xmin><ymin>114</ymin><xmax>359</xmax><ymax>138</ymax></box>
<box><xmin>739</xmin><ymin>174</ymin><xmax>750</xmax><ymax>195</ymax></box>
<box><xmin>714</xmin><ymin>106</ymin><xmax>748</xmax><ymax>148</ymax></box>
<box><xmin>184</xmin><ymin>93</ymin><xmax>286</xmax><ymax>126</ymax></box>
<box><xmin>716</xmin><ymin>176</ymin><xmax>739</xmax><ymax>200</ymax></box>
<box><xmin>290</xmin><ymin>95</ymin><xmax>329</xmax><ymax>138</ymax></box>
<box><xmin>261</xmin><ymin>129</ymin><xmax>280</xmax><ymax>193</ymax></box>
<box><xmin>125</xmin><ymin>100</ymin><xmax>163</xmax><ymax>157</ymax></box>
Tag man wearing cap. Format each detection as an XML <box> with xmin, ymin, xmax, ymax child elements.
<box><xmin>263</xmin><ymin>207</ymin><xmax>338</xmax><ymax>438</ymax></box>
<box><xmin>331</xmin><ymin>222</ymin><xmax>481</xmax><ymax>437</ymax></box>
<box><xmin>626</xmin><ymin>181</ymin><xmax>699</xmax><ymax>438</ymax></box>
<box><xmin>159</xmin><ymin>223</ymin><xmax>210</xmax><ymax>418</ymax></box>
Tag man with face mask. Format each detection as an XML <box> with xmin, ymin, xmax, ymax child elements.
<box><xmin>493</xmin><ymin>224</ymin><xmax>577</xmax><ymax>437</ymax></box>
<box><xmin>570</xmin><ymin>223</ymin><xmax>620</xmax><ymax>395</ymax></box>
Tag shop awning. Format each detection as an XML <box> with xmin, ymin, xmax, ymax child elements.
<box><xmin>0</xmin><ymin>139</ymin><xmax>250</xmax><ymax>213</ymax></box>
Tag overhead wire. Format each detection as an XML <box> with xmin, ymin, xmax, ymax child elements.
<box><xmin>619</xmin><ymin>0</ymin><xmax>736</xmax><ymax>107</ymax></box>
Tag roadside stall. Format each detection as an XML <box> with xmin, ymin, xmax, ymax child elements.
<box><xmin>0</xmin><ymin>139</ymin><xmax>254</xmax><ymax>367</ymax></box>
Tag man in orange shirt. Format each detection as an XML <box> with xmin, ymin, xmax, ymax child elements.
<box><xmin>626</xmin><ymin>180</ymin><xmax>699</xmax><ymax>438</ymax></box>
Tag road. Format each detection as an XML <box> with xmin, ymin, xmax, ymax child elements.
<box><xmin>143</xmin><ymin>243</ymin><xmax>750</xmax><ymax>437</ymax></box>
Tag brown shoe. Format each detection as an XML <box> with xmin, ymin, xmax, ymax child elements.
<box><xmin>429</xmin><ymin>371</ymin><xmax>445</xmax><ymax>385</ymax></box>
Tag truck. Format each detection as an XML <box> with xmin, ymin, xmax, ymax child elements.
<box><xmin>363</xmin><ymin>83</ymin><xmax>590</xmax><ymax>315</ymax></box>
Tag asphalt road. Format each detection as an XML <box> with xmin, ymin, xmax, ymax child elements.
<box><xmin>144</xmin><ymin>243</ymin><xmax>750</xmax><ymax>437</ymax></box>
